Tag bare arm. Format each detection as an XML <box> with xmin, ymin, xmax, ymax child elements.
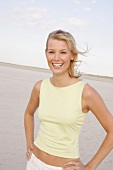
<box><xmin>24</xmin><ymin>80</ymin><xmax>42</xmax><ymax>159</ymax></box>
<box><xmin>83</xmin><ymin>84</ymin><xmax>113</xmax><ymax>170</ymax></box>
<box><xmin>64</xmin><ymin>84</ymin><xmax>113</xmax><ymax>170</ymax></box>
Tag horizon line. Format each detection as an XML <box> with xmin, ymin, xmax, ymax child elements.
<box><xmin>0</xmin><ymin>62</ymin><xmax>113</xmax><ymax>81</ymax></box>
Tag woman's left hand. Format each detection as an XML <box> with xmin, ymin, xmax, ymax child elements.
<box><xmin>63</xmin><ymin>160</ymin><xmax>89</xmax><ymax>170</ymax></box>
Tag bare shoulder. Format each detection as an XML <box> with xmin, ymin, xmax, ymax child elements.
<box><xmin>82</xmin><ymin>83</ymin><xmax>104</xmax><ymax>112</ymax></box>
<box><xmin>24</xmin><ymin>80</ymin><xmax>43</xmax><ymax>114</ymax></box>
<box><xmin>83</xmin><ymin>83</ymin><xmax>101</xmax><ymax>99</ymax></box>
<box><xmin>34</xmin><ymin>80</ymin><xmax>43</xmax><ymax>92</ymax></box>
<box><xmin>31</xmin><ymin>80</ymin><xmax>43</xmax><ymax>98</ymax></box>
<box><xmin>82</xmin><ymin>83</ymin><xmax>113</xmax><ymax>133</ymax></box>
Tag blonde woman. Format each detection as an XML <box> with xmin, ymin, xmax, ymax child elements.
<box><xmin>24</xmin><ymin>30</ymin><xmax>113</xmax><ymax>170</ymax></box>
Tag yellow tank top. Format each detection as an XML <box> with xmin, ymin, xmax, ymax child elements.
<box><xmin>34</xmin><ymin>78</ymin><xmax>88</xmax><ymax>158</ymax></box>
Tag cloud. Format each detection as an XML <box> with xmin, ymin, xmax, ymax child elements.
<box><xmin>73</xmin><ymin>0</ymin><xmax>80</xmax><ymax>4</ymax></box>
<box><xmin>12</xmin><ymin>7</ymin><xmax>47</xmax><ymax>26</ymax></box>
<box><xmin>83</xmin><ymin>7</ymin><xmax>92</xmax><ymax>12</ymax></box>
<box><xmin>96</xmin><ymin>16</ymin><xmax>105</xmax><ymax>22</ymax></box>
<box><xmin>92</xmin><ymin>0</ymin><xmax>96</xmax><ymax>3</ymax></box>
<box><xmin>30</xmin><ymin>0</ymin><xmax>36</xmax><ymax>2</ymax></box>
<box><xmin>66</xmin><ymin>17</ymin><xmax>87</xmax><ymax>27</ymax></box>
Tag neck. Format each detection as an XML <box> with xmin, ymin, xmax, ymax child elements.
<box><xmin>51</xmin><ymin>73</ymin><xmax>73</xmax><ymax>87</ymax></box>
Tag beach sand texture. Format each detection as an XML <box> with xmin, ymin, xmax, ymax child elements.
<box><xmin>0</xmin><ymin>63</ymin><xmax>113</xmax><ymax>170</ymax></box>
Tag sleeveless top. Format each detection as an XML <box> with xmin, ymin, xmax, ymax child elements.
<box><xmin>34</xmin><ymin>78</ymin><xmax>88</xmax><ymax>158</ymax></box>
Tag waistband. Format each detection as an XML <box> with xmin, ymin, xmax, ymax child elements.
<box><xmin>31</xmin><ymin>153</ymin><xmax>63</xmax><ymax>170</ymax></box>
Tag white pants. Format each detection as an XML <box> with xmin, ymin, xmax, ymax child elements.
<box><xmin>26</xmin><ymin>153</ymin><xmax>63</xmax><ymax>170</ymax></box>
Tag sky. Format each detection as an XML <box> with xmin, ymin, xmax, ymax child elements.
<box><xmin>0</xmin><ymin>0</ymin><xmax>113</xmax><ymax>77</ymax></box>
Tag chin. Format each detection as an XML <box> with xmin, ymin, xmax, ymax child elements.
<box><xmin>51</xmin><ymin>69</ymin><xmax>68</xmax><ymax>76</ymax></box>
<box><xmin>52</xmin><ymin>70</ymin><xmax>63</xmax><ymax>75</ymax></box>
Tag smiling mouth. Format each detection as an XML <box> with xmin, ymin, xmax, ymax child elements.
<box><xmin>52</xmin><ymin>63</ymin><xmax>63</xmax><ymax>67</ymax></box>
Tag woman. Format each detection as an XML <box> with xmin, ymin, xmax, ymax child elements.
<box><xmin>24</xmin><ymin>30</ymin><xmax>113</xmax><ymax>170</ymax></box>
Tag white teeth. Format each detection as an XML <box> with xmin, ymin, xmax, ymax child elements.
<box><xmin>53</xmin><ymin>63</ymin><xmax>63</xmax><ymax>67</ymax></box>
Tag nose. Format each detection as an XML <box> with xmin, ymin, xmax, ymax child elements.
<box><xmin>54</xmin><ymin>52</ymin><xmax>60</xmax><ymax>60</ymax></box>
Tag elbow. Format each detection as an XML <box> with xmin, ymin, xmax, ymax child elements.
<box><xmin>24</xmin><ymin>111</ymin><xmax>34</xmax><ymax>119</ymax></box>
<box><xmin>107</xmin><ymin>132</ymin><xmax>113</xmax><ymax>149</ymax></box>
<box><xmin>24</xmin><ymin>111</ymin><xmax>34</xmax><ymax>125</ymax></box>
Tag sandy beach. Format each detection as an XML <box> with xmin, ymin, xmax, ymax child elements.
<box><xmin>0</xmin><ymin>62</ymin><xmax>113</xmax><ymax>170</ymax></box>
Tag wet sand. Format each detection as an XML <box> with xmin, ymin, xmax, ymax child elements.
<box><xmin>0</xmin><ymin>63</ymin><xmax>113</xmax><ymax>170</ymax></box>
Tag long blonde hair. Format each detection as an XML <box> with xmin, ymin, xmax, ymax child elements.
<box><xmin>46</xmin><ymin>30</ymin><xmax>86</xmax><ymax>77</ymax></box>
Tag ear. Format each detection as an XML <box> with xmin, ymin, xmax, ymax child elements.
<box><xmin>71</xmin><ymin>55</ymin><xmax>74</xmax><ymax>61</ymax></box>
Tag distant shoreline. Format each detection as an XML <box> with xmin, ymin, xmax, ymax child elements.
<box><xmin>0</xmin><ymin>62</ymin><xmax>113</xmax><ymax>82</ymax></box>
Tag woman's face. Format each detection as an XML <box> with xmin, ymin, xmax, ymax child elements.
<box><xmin>46</xmin><ymin>38</ymin><xmax>74</xmax><ymax>76</ymax></box>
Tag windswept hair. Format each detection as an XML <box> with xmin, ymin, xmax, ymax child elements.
<box><xmin>46</xmin><ymin>30</ymin><xmax>88</xmax><ymax>77</ymax></box>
